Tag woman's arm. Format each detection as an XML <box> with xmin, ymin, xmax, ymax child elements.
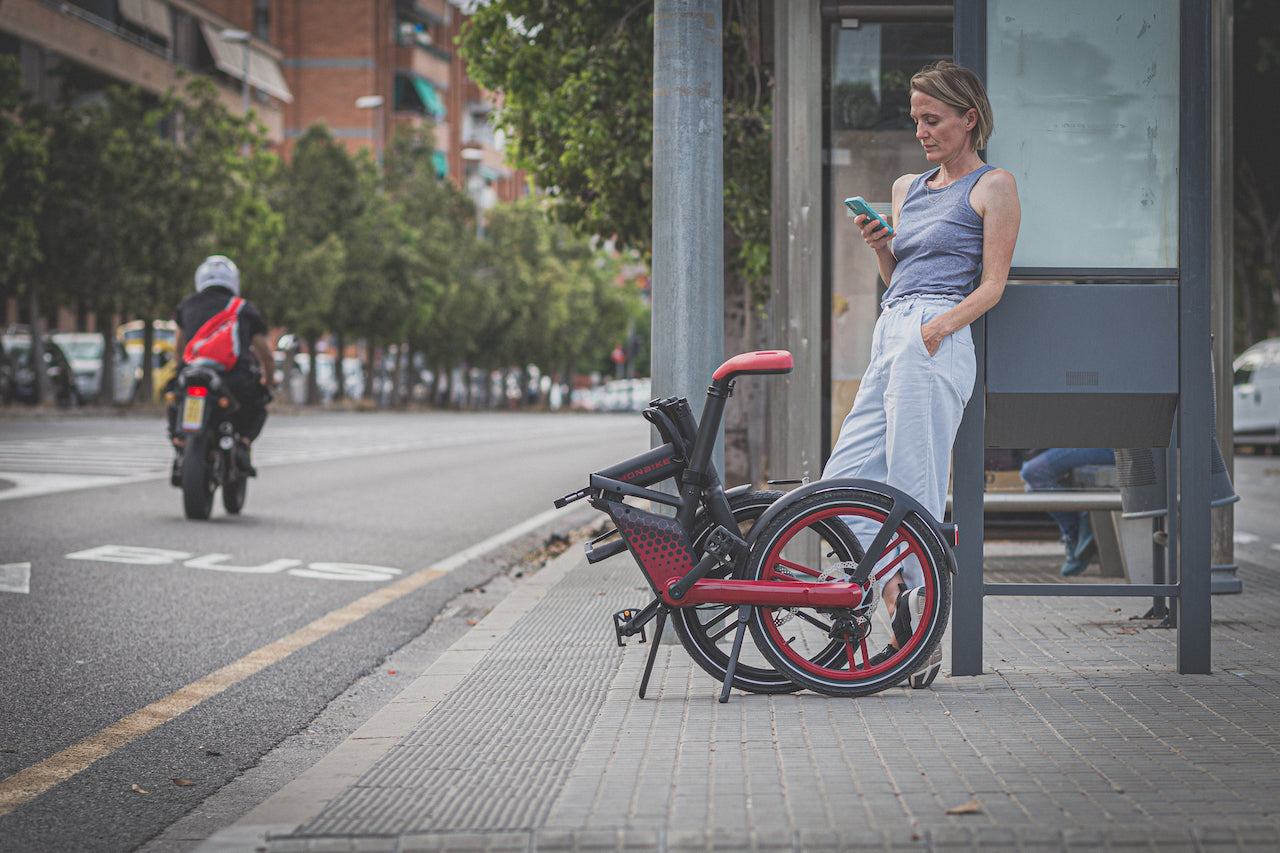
<box><xmin>919</xmin><ymin>168</ymin><xmax>1021</xmax><ymax>355</ymax></box>
<box><xmin>856</xmin><ymin>173</ymin><xmax>915</xmax><ymax>286</ymax></box>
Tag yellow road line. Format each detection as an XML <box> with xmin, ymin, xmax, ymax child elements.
<box><xmin>0</xmin><ymin>566</ymin><xmax>448</xmax><ymax>817</ymax></box>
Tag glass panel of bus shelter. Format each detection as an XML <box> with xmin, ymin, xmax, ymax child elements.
<box><xmin>826</xmin><ymin>22</ymin><xmax>951</xmax><ymax>446</ymax></box>
<box><xmin>985</xmin><ymin>0</ymin><xmax>1179</xmax><ymax>269</ymax></box>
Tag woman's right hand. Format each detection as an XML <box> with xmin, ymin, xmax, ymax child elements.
<box><xmin>856</xmin><ymin>214</ymin><xmax>894</xmax><ymax>250</ymax></box>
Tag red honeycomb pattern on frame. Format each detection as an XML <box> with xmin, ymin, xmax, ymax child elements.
<box><xmin>610</xmin><ymin>505</ymin><xmax>695</xmax><ymax>588</ymax></box>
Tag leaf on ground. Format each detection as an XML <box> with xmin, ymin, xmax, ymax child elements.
<box><xmin>172</xmin><ymin>778</ymin><xmax>197</xmax><ymax>787</ymax></box>
<box><xmin>465</xmin><ymin>618</ymin><xmax>479</xmax><ymax>626</ymax></box>
<box><xmin>131</xmin><ymin>784</ymin><xmax>148</xmax><ymax>794</ymax></box>
<box><xmin>1115</xmin><ymin>628</ymin><xmax>1138</xmax><ymax>634</ymax></box>
<box><xmin>946</xmin><ymin>799</ymin><xmax>983</xmax><ymax>815</ymax></box>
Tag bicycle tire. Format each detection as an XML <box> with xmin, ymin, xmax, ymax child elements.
<box><xmin>745</xmin><ymin>486</ymin><xmax>951</xmax><ymax>697</ymax></box>
<box><xmin>669</xmin><ymin>489</ymin><xmax>853</xmax><ymax>695</ymax></box>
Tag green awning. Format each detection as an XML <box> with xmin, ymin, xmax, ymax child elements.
<box><xmin>411</xmin><ymin>76</ymin><xmax>446</xmax><ymax>120</ymax></box>
<box><xmin>432</xmin><ymin>151</ymin><xmax>448</xmax><ymax>178</ymax></box>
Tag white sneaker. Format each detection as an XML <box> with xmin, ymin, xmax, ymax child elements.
<box><xmin>908</xmin><ymin>646</ymin><xmax>942</xmax><ymax>689</ymax></box>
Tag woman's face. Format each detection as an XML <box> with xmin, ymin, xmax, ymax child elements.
<box><xmin>909</xmin><ymin>90</ymin><xmax>976</xmax><ymax>165</ymax></box>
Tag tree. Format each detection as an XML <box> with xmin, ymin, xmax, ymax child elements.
<box><xmin>0</xmin><ymin>56</ymin><xmax>47</xmax><ymax>313</ymax></box>
<box><xmin>268</xmin><ymin>124</ymin><xmax>361</xmax><ymax>403</ymax></box>
<box><xmin>22</xmin><ymin>78</ymin><xmax>274</xmax><ymax>403</ymax></box>
<box><xmin>1235</xmin><ymin>0</ymin><xmax>1280</xmax><ymax>350</ymax></box>
<box><xmin>380</xmin><ymin>128</ymin><xmax>471</xmax><ymax>406</ymax></box>
<box><xmin>460</xmin><ymin>1</ymin><xmax>772</xmax><ymax>479</ymax></box>
<box><xmin>0</xmin><ymin>57</ymin><xmax>50</xmax><ymax>402</ymax></box>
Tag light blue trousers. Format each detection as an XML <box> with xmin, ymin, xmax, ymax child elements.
<box><xmin>822</xmin><ymin>295</ymin><xmax>976</xmax><ymax>589</ymax></box>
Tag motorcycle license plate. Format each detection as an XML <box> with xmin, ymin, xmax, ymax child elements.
<box><xmin>181</xmin><ymin>395</ymin><xmax>205</xmax><ymax>431</ymax></box>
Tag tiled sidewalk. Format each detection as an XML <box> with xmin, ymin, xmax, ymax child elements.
<box><xmin>203</xmin><ymin>545</ymin><xmax>1280</xmax><ymax>852</ymax></box>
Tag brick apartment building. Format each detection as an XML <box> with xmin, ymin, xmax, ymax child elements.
<box><xmin>1</xmin><ymin>0</ymin><xmax>521</xmax><ymax>332</ymax></box>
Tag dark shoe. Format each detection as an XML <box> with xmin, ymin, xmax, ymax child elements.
<box><xmin>170</xmin><ymin>454</ymin><xmax>182</xmax><ymax>487</ymax></box>
<box><xmin>890</xmin><ymin>586</ymin><xmax>926</xmax><ymax>648</ymax></box>
<box><xmin>235</xmin><ymin>439</ymin><xmax>257</xmax><ymax>477</ymax></box>
<box><xmin>866</xmin><ymin>643</ymin><xmax>897</xmax><ymax>667</ymax></box>
<box><xmin>864</xmin><ymin>586</ymin><xmax>928</xmax><ymax>669</ymax></box>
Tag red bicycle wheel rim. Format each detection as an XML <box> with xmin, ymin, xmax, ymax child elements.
<box><xmin>756</xmin><ymin>505</ymin><xmax>936</xmax><ymax>681</ymax></box>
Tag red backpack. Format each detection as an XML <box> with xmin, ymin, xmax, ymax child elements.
<box><xmin>183</xmin><ymin>297</ymin><xmax>246</xmax><ymax>370</ymax></box>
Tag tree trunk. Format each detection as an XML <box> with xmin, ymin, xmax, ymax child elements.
<box><xmin>28</xmin><ymin>289</ymin><xmax>50</xmax><ymax>405</ymax></box>
<box><xmin>365</xmin><ymin>340</ymin><xmax>378</xmax><ymax>403</ymax></box>
<box><xmin>334</xmin><ymin>331</ymin><xmax>347</xmax><ymax>401</ymax></box>
<box><xmin>140</xmin><ymin>317</ymin><xmax>156</xmax><ymax>403</ymax></box>
<box><xmin>305</xmin><ymin>334</ymin><xmax>320</xmax><ymax>404</ymax></box>
<box><xmin>100</xmin><ymin>326</ymin><xmax>116</xmax><ymax>405</ymax></box>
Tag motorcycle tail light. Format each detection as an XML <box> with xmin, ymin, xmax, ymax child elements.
<box><xmin>188</xmin><ymin>386</ymin><xmax>208</xmax><ymax>397</ymax></box>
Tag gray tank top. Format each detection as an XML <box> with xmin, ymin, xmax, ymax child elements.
<box><xmin>885</xmin><ymin>164</ymin><xmax>994</xmax><ymax>303</ymax></box>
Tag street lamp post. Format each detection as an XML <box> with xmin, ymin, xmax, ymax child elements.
<box><xmin>355</xmin><ymin>95</ymin><xmax>384</xmax><ymax>170</ymax></box>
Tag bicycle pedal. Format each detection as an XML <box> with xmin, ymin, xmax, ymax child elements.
<box><xmin>703</xmin><ymin>525</ymin><xmax>746</xmax><ymax>564</ymax></box>
<box><xmin>612</xmin><ymin>608</ymin><xmax>648</xmax><ymax>647</ymax></box>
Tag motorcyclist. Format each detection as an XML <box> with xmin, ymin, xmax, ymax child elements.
<box><xmin>168</xmin><ymin>255</ymin><xmax>276</xmax><ymax>471</ymax></box>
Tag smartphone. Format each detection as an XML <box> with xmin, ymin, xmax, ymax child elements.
<box><xmin>843</xmin><ymin>196</ymin><xmax>894</xmax><ymax>236</ymax></box>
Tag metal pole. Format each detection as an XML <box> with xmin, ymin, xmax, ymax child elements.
<box><xmin>950</xmin><ymin>0</ymin><xmax>987</xmax><ymax>677</ymax></box>
<box><xmin>652</xmin><ymin>0</ymin><xmax>723</xmax><ymax>464</ymax></box>
<box><xmin>768</xmin><ymin>0</ymin><xmax>823</xmax><ymax>484</ymax></box>
<box><xmin>1177</xmin><ymin>0</ymin><xmax>1213</xmax><ymax>674</ymax></box>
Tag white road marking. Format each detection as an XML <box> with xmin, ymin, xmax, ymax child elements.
<box><xmin>0</xmin><ymin>562</ymin><xmax>31</xmax><ymax>595</ymax></box>
<box><xmin>0</xmin><ymin>505</ymin><xmax>567</xmax><ymax>815</ymax></box>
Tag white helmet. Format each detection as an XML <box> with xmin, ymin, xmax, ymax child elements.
<box><xmin>194</xmin><ymin>255</ymin><xmax>241</xmax><ymax>296</ymax></box>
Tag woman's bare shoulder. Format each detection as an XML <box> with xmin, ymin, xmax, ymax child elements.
<box><xmin>972</xmin><ymin>167</ymin><xmax>1019</xmax><ymax>214</ymax></box>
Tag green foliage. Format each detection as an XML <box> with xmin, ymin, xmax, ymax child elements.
<box><xmin>1234</xmin><ymin>0</ymin><xmax>1280</xmax><ymax>348</ymax></box>
<box><xmin>0</xmin><ymin>56</ymin><xmax>48</xmax><ymax>292</ymax></box>
<box><xmin>3</xmin><ymin>58</ymin><xmax>643</xmax><ymax>406</ymax></box>
<box><xmin>460</xmin><ymin>0</ymin><xmax>771</xmax><ymax>305</ymax></box>
<box><xmin>481</xmin><ymin>198</ymin><xmax>646</xmax><ymax>377</ymax></box>
<box><xmin>267</xmin><ymin>124</ymin><xmax>359</xmax><ymax>343</ymax></box>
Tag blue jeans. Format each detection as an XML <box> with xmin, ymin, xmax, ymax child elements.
<box><xmin>1019</xmin><ymin>448</ymin><xmax>1116</xmax><ymax>541</ymax></box>
<box><xmin>822</xmin><ymin>295</ymin><xmax>975</xmax><ymax>588</ymax></box>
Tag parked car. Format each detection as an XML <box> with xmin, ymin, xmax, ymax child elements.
<box><xmin>0</xmin><ymin>337</ymin><xmax>15</xmax><ymax>404</ymax></box>
<box><xmin>1</xmin><ymin>331</ymin><xmax>79</xmax><ymax>406</ymax></box>
<box><xmin>51</xmin><ymin>332</ymin><xmax>137</xmax><ymax>404</ymax></box>
<box><xmin>1234</xmin><ymin>337</ymin><xmax>1280</xmax><ymax>451</ymax></box>
<box><xmin>118</xmin><ymin>319</ymin><xmax>178</xmax><ymax>398</ymax></box>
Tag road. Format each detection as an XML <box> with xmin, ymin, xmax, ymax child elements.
<box><xmin>0</xmin><ymin>410</ymin><xmax>649</xmax><ymax>853</ymax></box>
<box><xmin>2</xmin><ymin>413</ymin><xmax>1278</xmax><ymax>853</ymax></box>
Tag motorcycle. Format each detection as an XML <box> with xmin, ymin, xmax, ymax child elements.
<box><xmin>168</xmin><ymin>365</ymin><xmax>254</xmax><ymax>520</ymax></box>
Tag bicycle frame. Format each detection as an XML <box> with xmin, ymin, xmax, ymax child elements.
<box><xmin>561</xmin><ymin>351</ymin><xmax>866</xmax><ymax>606</ymax></box>
<box><xmin>558</xmin><ymin>351</ymin><xmax>885</xmax><ymax>701</ymax></box>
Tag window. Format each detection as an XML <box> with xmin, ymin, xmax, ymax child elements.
<box><xmin>985</xmin><ymin>0</ymin><xmax>1179</xmax><ymax>269</ymax></box>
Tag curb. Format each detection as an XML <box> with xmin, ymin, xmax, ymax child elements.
<box><xmin>196</xmin><ymin>543</ymin><xmax>588</xmax><ymax>852</ymax></box>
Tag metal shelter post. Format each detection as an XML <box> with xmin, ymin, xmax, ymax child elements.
<box><xmin>946</xmin><ymin>0</ymin><xmax>1219</xmax><ymax>677</ymax></box>
<box><xmin>652</xmin><ymin>0</ymin><xmax>724</xmax><ymax>461</ymax></box>
<box><xmin>1177</xmin><ymin>0</ymin><xmax>1213</xmax><ymax>673</ymax></box>
<box><xmin>768</xmin><ymin>0</ymin><xmax>824</xmax><ymax>483</ymax></box>
<box><xmin>950</xmin><ymin>0</ymin><xmax>986</xmax><ymax>677</ymax></box>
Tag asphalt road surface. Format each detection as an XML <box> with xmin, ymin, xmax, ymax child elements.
<box><xmin>0</xmin><ymin>409</ymin><xmax>649</xmax><ymax>853</ymax></box>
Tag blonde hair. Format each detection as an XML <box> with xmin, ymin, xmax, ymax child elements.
<box><xmin>910</xmin><ymin>61</ymin><xmax>994</xmax><ymax>151</ymax></box>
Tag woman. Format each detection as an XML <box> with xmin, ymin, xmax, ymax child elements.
<box><xmin>823</xmin><ymin>61</ymin><xmax>1021</xmax><ymax>677</ymax></box>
